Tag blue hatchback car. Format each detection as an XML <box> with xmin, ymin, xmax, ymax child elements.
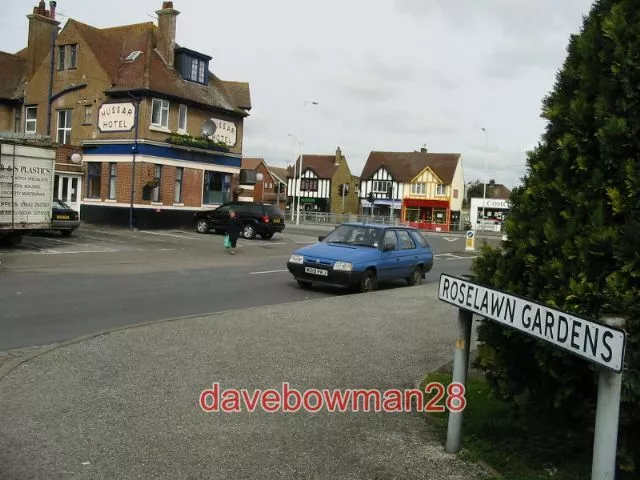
<box><xmin>287</xmin><ymin>223</ymin><xmax>434</xmax><ymax>293</ymax></box>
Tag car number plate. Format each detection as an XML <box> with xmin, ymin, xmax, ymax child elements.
<box><xmin>273</xmin><ymin>218</ymin><xmax>280</xmax><ymax>223</ymax></box>
<box><xmin>305</xmin><ymin>266</ymin><xmax>328</xmax><ymax>276</ymax></box>
<box><xmin>57</xmin><ymin>215</ymin><xmax>70</xmax><ymax>220</ymax></box>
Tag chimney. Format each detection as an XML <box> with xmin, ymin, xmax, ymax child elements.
<box><xmin>335</xmin><ymin>146</ymin><xmax>341</xmax><ymax>166</ymax></box>
<box><xmin>156</xmin><ymin>1</ymin><xmax>180</xmax><ymax>68</ymax></box>
<box><xmin>50</xmin><ymin>1</ymin><xmax>56</xmax><ymax>20</ymax></box>
<box><xmin>420</xmin><ymin>147</ymin><xmax>428</xmax><ymax>153</ymax></box>
<box><xmin>26</xmin><ymin>1</ymin><xmax>59</xmax><ymax>78</ymax></box>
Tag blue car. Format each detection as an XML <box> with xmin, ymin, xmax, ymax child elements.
<box><xmin>287</xmin><ymin>223</ymin><xmax>434</xmax><ymax>293</ymax></box>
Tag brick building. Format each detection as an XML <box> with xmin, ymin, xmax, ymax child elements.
<box><xmin>239</xmin><ymin>157</ymin><xmax>285</xmax><ymax>207</ymax></box>
<box><xmin>0</xmin><ymin>1</ymin><xmax>251</xmax><ymax>228</ymax></box>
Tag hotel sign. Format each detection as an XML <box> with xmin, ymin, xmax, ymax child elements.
<box><xmin>207</xmin><ymin>118</ymin><xmax>237</xmax><ymax>147</ymax></box>
<box><xmin>438</xmin><ymin>274</ymin><xmax>627</xmax><ymax>372</ymax></box>
<box><xmin>98</xmin><ymin>102</ymin><xmax>136</xmax><ymax>132</ymax></box>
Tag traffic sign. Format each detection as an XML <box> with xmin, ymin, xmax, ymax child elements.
<box><xmin>465</xmin><ymin>230</ymin><xmax>475</xmax><ymax>251</ymax></box>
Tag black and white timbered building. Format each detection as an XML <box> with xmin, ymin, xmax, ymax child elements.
<box><xmin>359</xmin><ymin>155</ymin><xmax>407</xmax><ymax>216</ymax></box>
<box><xmin>286</xmin><ymin>154</ymin><xmax>337</xmax><ymax>213</ymax></box>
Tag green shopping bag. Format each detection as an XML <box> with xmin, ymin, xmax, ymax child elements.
<box><xmin>224</xmin><ymin>234</ymin><xmax>231</xmax><ymax>248</ymax></box>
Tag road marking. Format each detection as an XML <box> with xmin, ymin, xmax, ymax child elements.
<box><xmin>32</xmin><ymin>249</ymin><xmax>121</xmax><ymax>255</ymax></box>
<box><xmin>249</xmin><ymin>269</ymin><xmax>288</xmax><ymax>275</ymax></box>
<box><xmin>26</xmin><ymin>236</ymin><xmax>91</xmax><ymax>247</ymax></box>
<box><xmin>295</xmin><ymin>241</ymin><xmax>316</xmax><ymax>244</ymax></box>
<box><xmin>138</xmin><ymin>230</ymin><xmax>200</xmax><ymax>240</ymax></box>
<box><xmin>80</xmin><ymin>228</ymin><xmax>140</xmax><ymax>239</ymax></box>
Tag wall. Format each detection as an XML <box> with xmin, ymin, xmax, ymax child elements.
<box><xmin>450</xmin><ymin>161</ymin><xmax>464</xmax><ymax>211</ymax></box>
<box><xmin>329</xmin><ymin>152</ymin><xmax>359</xmax><ymax>214</ymax></box>
<box><xmin>0</xmin><ymin>105</ymin><xmax>17</xmax><ymax>131</ymax></box>
<box><xmin>405</xmin><ymin>167</ymin><xmax>450</xmax><ymax>200</ymax></box>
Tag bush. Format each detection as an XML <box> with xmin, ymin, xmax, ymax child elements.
<box><xmin>165</xmin><ymin>133</ymin><xmax>230</xmax><ymax>152</ymax></box>
<box><xmin>471</xmin><ymin>0</ymin><xmax>640</xmax><ymax>473</ymax></box>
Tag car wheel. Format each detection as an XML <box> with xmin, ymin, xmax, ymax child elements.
<box><xmin>359</xmin><ymin>270</ymin><xmax>377</xmax><ymax>293</ymax></box>
<box><xmin>297</xmin><ymin>280</ymin><xmax>312</xmax><ymax>289</ymax></box>
<box><xmin>261</xmin><ymin>232</ymin><xmax>274</xmax><ymax>240</ymax></box>
<box><xmin>195</xmin><ymin>219</ymin><xmax>210</xmax><ymax>234</ymax></box>
<box><xmin>242</xmin><ymin>224</ymin><xmax>257</xmax><ymax>239</ymax></box>
<box><xmin>407</xmin><ymin>266</ymin><xmax>423</xmax><ymax>286</ymax></box>
<box><xmin>60</xmin><ymin>229</ymin><xmax>72</xmax><ymax>237</ymax></box>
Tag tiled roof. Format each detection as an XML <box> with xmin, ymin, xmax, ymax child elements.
<box><xmin>268</xmin><ymin>166</ymin><xmax>289</xmax><ymax>184</ymax></box>
<box><xmin>360</xmin><ymin>151</ymin><xmax>460</xmax><ymax>183</ymax></box>
<box><xmin>241</xmin><ymin>157</ymin><xmax>265</xmax><ymax>170</ymax></box>
<box><xmin>0</xmin><ymin>51</ymin><xmax>27</xmax><ymax>102</ymax></box>
<box><xmin>286</xmin><ymin>155</ymin><xmax>339</xmax><ymax>179</ymax></box>
<box><xmin>485</xmin><ymin>183</ymin><xmax>511</xmax><ymax>199</ymax></box>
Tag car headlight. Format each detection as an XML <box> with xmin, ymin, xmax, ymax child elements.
<box><xmin>333</xmin><ymin>261</ymin><xmax>352</xmax><ymax>271</ymax></box>
<box><xmin>289</xmin><ymin>254</ymin><xmax>304</xmax><ymax>264</ymax></box>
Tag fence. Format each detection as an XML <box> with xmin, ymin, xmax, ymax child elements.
<box><xmin>292</xmin><ymin>211</ymin><xmax>467</xmax><ymax>231</ymax></box>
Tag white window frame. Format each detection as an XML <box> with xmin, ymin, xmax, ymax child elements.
<box><xmin>152</xmin><ymin>164</ymin><xmax>162</xmax><ymax>203</ymax></box>
<box><xmin>174</xmin><ymin>167</ymin><xmax>184</xmax><ymax>204</ymax></box>
<box><xmin>411</xmin><ymin>182</ymin><xmax>425</xmax><ymax>195</ymax></box>
<box><xmin>151</xmin><ymin>98</ymin><xmax>170</xmax><ymax>129</ymax></box>
<box><xmin>436</xmin><ymin>183</ymin><xmax>446</xmax><ymax>196</ymax></box>
<box><xmin>178</xmin><ymin>104</ymin><xmax>187</xmax><ymax>133</ymax></box>
<box><xmin>25</xmin><ymin>106</ymin><xmax>37</xmax><ymax>133</ymax></box>
<box><xmin>372</xmin><ymin>180</ymin><xmax>391</xmax><ymax>193</ymax></box>
<box><xmin>108</xmin><ymin>163</ymin><xmax>117</xmax><ymax>200</ymax></box>
<box><xmin>56</xmin><ymin>109</ymin><xmax>72</xmax><ymax>144</ymax></box>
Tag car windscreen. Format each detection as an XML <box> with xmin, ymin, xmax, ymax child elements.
<box><xmin>53</xmin><ymin>199</ymin><xmax>70</xmax><ymax>209</ymax></box>
<box><xmin>265</xmin><ymin>205</ymin><xmax>283</xmax><ymax>217</ymax></box>
<box><xmin>323</xmin><ymin>225</ymin><xmax>383</xmax><ymax>248</ymax></box>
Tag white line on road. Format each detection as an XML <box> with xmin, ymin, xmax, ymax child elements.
<box><xmin>138</xmin><ymin>230</ymin><xmax>200</xmax><ymax>240</ymax></box>
<box><xmin>32</xmin><ymin>249</ymin><xmax>121</xmax><ymax>255</ymax></box>
<box><xmin>249</xmin><ymin>269</ymin><xmax>288</xmax><ymax>275</ymax></box>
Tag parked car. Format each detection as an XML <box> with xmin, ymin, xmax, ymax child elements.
<box><xmin>194</xmin><ymin>201</ymin><xmax>285</xmax><ymax>239</ymax></box>
<box><xmin>51</xmin><ymin>199</ymin><xmax>80</xmax><ymax>236</ymax></box>
<box><xmin>286</xmin><ymin>223</ymin><xmax>434</xmax><ymax>293</ymax></box>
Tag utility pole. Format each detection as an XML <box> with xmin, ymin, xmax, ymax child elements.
<box><xmin>481</xmin><ymin>128</ymin><xmax>488</xmax><ymax>232</ymax></box>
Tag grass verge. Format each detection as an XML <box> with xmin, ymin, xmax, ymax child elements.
<box><xmin>420</xmin><ymin>372</ymin><xmax>593</xmax><ymax>480</ymax></box>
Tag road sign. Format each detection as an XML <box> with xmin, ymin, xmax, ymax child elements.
<box><xmin>438</xmin><ymin>274</ymin><xmax>626</xmax><ymax>372</ymax></box>
<box><xmin>465</xmin><ymin>230</ymin><xmax>475</xmax><ymax>251</ymax></box>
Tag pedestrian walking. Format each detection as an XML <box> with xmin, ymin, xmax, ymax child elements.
<box><xmin>225</xmin><ymin>209</ymin><xmax>241</xmax><ymax>254</ymax></box>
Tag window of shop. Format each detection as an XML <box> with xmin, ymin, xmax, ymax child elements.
<box><xmin>203</xmin><ymin>171</ymin><xmax>231</xmax><ymax>204</ymax></box>
<box><xmin>405</xmin><ymin>207</ymin><xmax>420</xmax><ymax>222</ymax></box>
<box><xmin>175</xmin><ymin>167</ymin><xmax>184</xmax><ymax>204</ymax></box>
<box><xmin>108</xmin><ymin>163</ymin><xmax>117</xmax><ymax>199</ymax></box>
<box><xmin>434</xmin><ymin>208</ymin><xmax>447</xmax><ymax>224</ymax></box>
<box><xmin>152</xmin><ymin>165</ymin><xmax>162</xmax><ymax>202</ymax></box>
<box><xmin>87</xmin><ymin>163</ymin><xmax>101</xmax><ymax>198</ymax></box>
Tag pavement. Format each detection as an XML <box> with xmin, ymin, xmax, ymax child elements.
<box><xmin>0</xmin><ymin>282</ymin><xmax>489</xmax><ymax>480</ymax></box>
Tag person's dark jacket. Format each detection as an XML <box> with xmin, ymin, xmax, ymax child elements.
<box><xmin>227</xmin><ymin>215</ymin><xmax>242</xmax><ymax>238</ymax></box>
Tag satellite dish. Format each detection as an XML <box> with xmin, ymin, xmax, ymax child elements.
<box><xmin>201</xmin><ymin>119</ymin><xmax>216</xmax><ymax>138</ymax></box>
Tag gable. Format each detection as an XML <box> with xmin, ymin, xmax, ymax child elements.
<box><xmin>412</xmin><ymin>166</ymin><xmax>443</xmax><ymax>184</ymax></box>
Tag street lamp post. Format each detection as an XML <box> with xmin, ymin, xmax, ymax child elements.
<box><xmin>289</xmin><ymin>100</ymin><xmax>319</xmax><ymax>226</ymax></box>
<box><xmin>481</xmin><ymin>128</ymin><xmax>489</xmax><ymax>232</ymax></box>
<box><xmin>287</xmin><ymin>133</ymin><xmax>302</xmax><ymax>222</ymax></box>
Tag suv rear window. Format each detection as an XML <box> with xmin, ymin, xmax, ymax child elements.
<box><xmin>265</xmin><ymin>205</ymin><xmax>283</xmax><ymax>217</ymax></box>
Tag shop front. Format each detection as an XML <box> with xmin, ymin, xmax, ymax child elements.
<box><xmin>402</xmin><ymin>198</ymin><xmax>452</xmax><ymax>232</ymax></box>
<box><xmin>470</xmin><ymin>198</ymin><xmax>511</xmax><ymax>232</ymax></box>
<box><xmin>286</xmin><ymin>196</ymin><xmax>329</xmax><ymax>213</ymax></box>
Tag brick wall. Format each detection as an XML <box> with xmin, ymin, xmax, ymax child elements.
<box><xmin>54</xmin><ymin>145</ymin><xmax>83</xmax><ymax>174</ymax></box>
<box><xmin>84</xmin><ymin>160</ymin><xmax>204</xmax><ymax>207</ymax></box>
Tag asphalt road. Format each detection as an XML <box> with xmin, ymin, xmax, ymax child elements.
<box><xmin>0</xmin><ymin>226</ymin><xmax>475</xmax><ymax>351</ymax></box>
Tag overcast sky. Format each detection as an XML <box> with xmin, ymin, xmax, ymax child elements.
<box><xmin>2</xmin><ymin>0</ymin><xmax>595</xmax><ymax>187</ymax></box>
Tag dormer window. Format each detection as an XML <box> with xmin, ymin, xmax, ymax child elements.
<box><xmin>189</xmin><ymin>58</ymin><xmax>206</xmax><ymax>83</ymax></box>
<box><xmin>175</xmin><ymin>47</ymin><xmax>211</xmax><ymax>85</ymax></box>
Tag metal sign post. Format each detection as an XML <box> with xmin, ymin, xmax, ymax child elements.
<box><xmin>437</xmin><ymin>274</ymin><xmax>627</xmax><ymax>478</ymax></box>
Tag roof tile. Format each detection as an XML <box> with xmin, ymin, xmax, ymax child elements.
<box><xmin>360</xmin><ymin>151</ymin><xmax>461</xmax><ymax>183</ymax></box>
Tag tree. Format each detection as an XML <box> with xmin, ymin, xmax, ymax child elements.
<box><xmin>471</xmin><ymin>0</ymin><xmax>640</xmax><ymax>473</ymax></box>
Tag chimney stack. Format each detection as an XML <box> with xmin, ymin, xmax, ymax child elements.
<box><xmin>49</xmin><ymin>1</ymin><xmax>56</xmax><ymax>20</ymax></box>
<box><xmin>335</xmin><ymin>146</ymin><xmax>342</xmax><ymax>166</ymax></box>
<box><xmin>26</xmin><ymin>1</ymin><xmax>59</xmax><ymax>78</ymax></box>
<box><xmin>420</xmin><ymin>147</ymin><xmax>428</xmax><ymax>153</ymax></box>
<box><xmin>156</xmin><ymin>1</ymin><xmax>180</xmax><ymax>68</ymax></box>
